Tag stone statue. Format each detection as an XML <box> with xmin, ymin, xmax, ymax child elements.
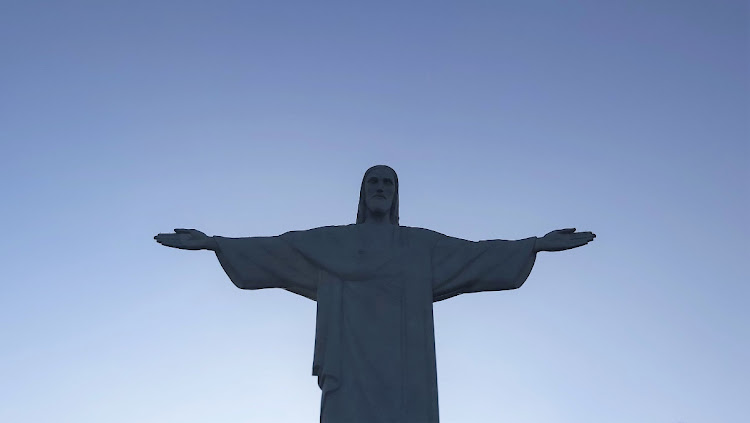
<box><xmin>154</xmin><ymin>165</ymin><xmax>595</xmax><ymax>423</ymax></box>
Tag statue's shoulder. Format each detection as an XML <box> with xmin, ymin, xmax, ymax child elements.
<box><xmin>399</xmin><ymin>226</ymin><xmax>476</xmax><ymax>247</ymax></box>
<box><xmin>398</xmin><ymin>226</ymin><xmax>448</xmax><ymax>242</ymax></box>
<box><xmin>399</xmin><ymin>225</ymin><xmax>439</xmax><ymax>234</ymax></box>
<box><xmin>282</xmin><ymin>224</ymin><xmax>357</xmax><ymax>239</ymax></box>
<box><xmin>285</xmin><ymin>225</ymin><xmax>451</xmax><ymax>241</ymax></box>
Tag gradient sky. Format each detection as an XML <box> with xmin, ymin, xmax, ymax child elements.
<box><xmin>1</xmin><ymin>1</ymin><xmax>747</xmax><ymax>422</ymax></box>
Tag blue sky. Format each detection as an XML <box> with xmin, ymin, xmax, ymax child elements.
<box><xmin>1</xmin><ymin>1</ymin><xmax>747</xmax><ymax>422</ymax></box>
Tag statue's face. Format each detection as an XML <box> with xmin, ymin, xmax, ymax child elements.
<box><xmin>363</xmin><ymin>167</ymin><xmax>396</xmax><ymax>219</ymax></box>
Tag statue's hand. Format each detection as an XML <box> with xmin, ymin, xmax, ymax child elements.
<box><xmin>537</xmin><ymin>228</ymin><xmax>596</xmax><ymax>252</ymax></box>
<box><xmin>154</xmin><ymin>228</ymin><xmax>212</xmax><ymax>250</ymax></box>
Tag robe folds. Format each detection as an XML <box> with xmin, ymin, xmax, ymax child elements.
<box><xmin>214</xmin><ymin>224</ymin><xmax>537</xmax><ymax>423</ymax></box>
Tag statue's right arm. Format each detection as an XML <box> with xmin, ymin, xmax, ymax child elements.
<box><xmin>157</xmin><ymin>228</ymin><xmax>319</xmax><ymax>300</ymax></box>
<box><xmin>154</xmin><ymin>228</ymin><xmax>220</xmax><ymax>251</ymax></box>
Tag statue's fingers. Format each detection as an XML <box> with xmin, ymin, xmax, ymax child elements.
<box><xmin>174</xmin><ymin>228</ymin><xmax>190</xmax><ymax>234</ymax></box>
<box><xmin>159</xmin><ymin>233</ymin><xmax>184</xmax><ymax>243</ymax></box>
<box><xmin>162</xmin><ymin>238</ymin><xmax>186</xmax><ymax>247</ymax></box>
<box><xmin>571</xmin><ymin>237</ymin><xmax>590</xmax><ymax>246</ymax></box>
<box><xmin>558</xmin><ymin>228</ymin><xmax>576</xmax><ymax>233</ymax></box>
<box><xmin>575</xmin><ymin>232</ymin><xmax>596</xmax><ymax>240</ymax></box>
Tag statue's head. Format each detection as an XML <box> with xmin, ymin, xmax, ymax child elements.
<box><xmin>356</xmin><ymin>165</ymin><xmax>399</xmax><ymax>225</ymax></box>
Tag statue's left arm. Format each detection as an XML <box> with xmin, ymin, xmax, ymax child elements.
<box><xmin>430</xmin><ymin>228</ymin><xmax>595</xmax><ymax>302</ymax></box>
<box><xmin>431</xmin><ymin>234</ymin><xmax>538</xmax><ymax>302</ymax></box>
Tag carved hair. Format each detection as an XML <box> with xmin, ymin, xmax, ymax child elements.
<box><xmin>356</xmin><ymin>165</ymin><xmax>399</xmax><ymax>225</ymax></box>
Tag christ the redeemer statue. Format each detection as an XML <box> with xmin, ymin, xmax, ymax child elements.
<box><xmin>154</xmin><ymin>165</ymin><xmax>596</xmax><ymax>423</ymax></box>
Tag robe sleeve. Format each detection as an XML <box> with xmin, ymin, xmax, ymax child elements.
<box><xmin>213</xmin><ymin>231</ymin><xmax>320</xmax><ymax>301</ymax></box>
<box><xmin>431</xmin><ymin>234</ymin><xmax>538</xmax><ymax>302</ymax></box>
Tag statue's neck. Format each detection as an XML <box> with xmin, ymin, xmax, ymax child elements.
<box><xmin>362</xmin><ymin>211</ymin><xmax>390</xmax><ymax>225</ymax></box>
<box><xmin>361</xmin><ymin>219</ymin><xmax>389</xmax><ymax>226</ymax></box>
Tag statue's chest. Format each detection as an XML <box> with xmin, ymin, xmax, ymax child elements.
<box><xmin>311</xmin><ymin>226</ymin><xmax>432</xmax><ymax>283</ymax></box>
<box><xmin>330</xmin><ymin>245</ymin><xmax>428</xmax><ymax>284</ymax></box>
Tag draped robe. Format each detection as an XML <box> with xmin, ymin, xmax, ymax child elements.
<box><xmin>213</xmin><ymin>224</ymin><xmax>537</xmax><ymax>423</ymax></box>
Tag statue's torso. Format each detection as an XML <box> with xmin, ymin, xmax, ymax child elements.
<box><xmin>310</xmin><ymin>225</ymin><xmax>441</xmax><ymax>423</ymax></box>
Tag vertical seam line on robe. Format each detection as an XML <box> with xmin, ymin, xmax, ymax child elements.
<box><xmin>400</xmin><ymin>266</ymin><xmax>406</xmax><ymax>422</ymax></box>
<box><xmin>429</xmin><ymin>237</ymin><xmax>441</xmax><ymax>421</ymax></box>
